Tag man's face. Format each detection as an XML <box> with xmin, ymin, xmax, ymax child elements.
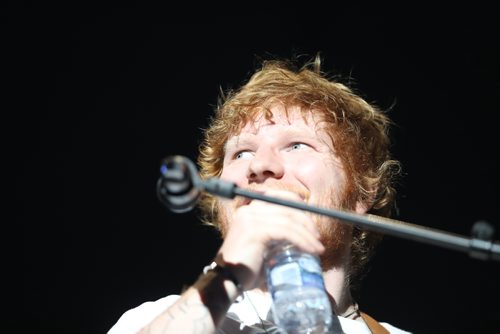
<box><xmin>217</xmin><ymin>104</ymin><xmax>356</xmax><ymax>267</ymax></box>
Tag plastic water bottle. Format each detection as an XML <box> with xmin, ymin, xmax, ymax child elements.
<box><xmin>265</xmin><ymin>243</ymin><xmax>339</xmax><ymax>333</ymax></box>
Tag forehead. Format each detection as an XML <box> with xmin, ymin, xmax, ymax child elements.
<box><xmin>239</xmin><ymin>104</ymin><xmax>322</xmax><ymax>134</ymax></box>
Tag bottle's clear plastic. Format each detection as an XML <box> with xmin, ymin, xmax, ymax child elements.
<box><xmin>265</xmin><ymin>243</ymin><xmax>339</xmax><ymax>334</ymax></box>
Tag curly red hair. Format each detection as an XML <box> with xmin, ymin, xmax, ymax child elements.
<box><xmin>197</xmin><ymin>54</ymin><xmax>401</xmax><ymax>288</ymax></box>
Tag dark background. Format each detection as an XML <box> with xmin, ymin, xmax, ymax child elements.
<box><xmin>14</xmin><ymin>3</ymin><xmax>500</xmax><ymax>334</ymax></box>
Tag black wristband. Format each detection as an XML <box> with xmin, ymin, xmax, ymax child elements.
<box><xmin>203</xmin><ymin>261</ymin><xmax>243</xmax><ymax>293</ymax></box>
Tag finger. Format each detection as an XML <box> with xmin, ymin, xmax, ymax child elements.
<box><xmin>263</xmin><ymin>218</ymin><xmax>325</xmax><ymax>254</ymax></box>
<box><xmin>236</xmin><ymin>205</ymin><xmax>324</xmax><ymax>253</ymax></box>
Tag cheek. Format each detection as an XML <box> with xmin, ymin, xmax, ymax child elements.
<box><xmin>220</xmin><ymin>162</ymin><xmax>247</xmax><ymax>184</ymax></box>
<box><xmin>294</xmin><ymin>161</ymin><xmax>347</xmax><ymax>201</ymax></box>
<box><xmin>296</xmin><ymin>161</ymin><xmax>342</xmax><ymax>187</ymax></box>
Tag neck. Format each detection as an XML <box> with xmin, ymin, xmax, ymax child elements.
<box><xmin>321</xmin><ymin>242</ymin><xmax>361</xmax><ymax>320</ymax></box>
<box><xmin>323</xmin><ymin>265</ymin><xmax>353</xmax><ymax>316</ymax></box>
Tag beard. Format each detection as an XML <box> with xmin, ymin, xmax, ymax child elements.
<box><xmin>310</xmin><ymin>184</ymin><xmax>355</xmax><ymax>271</ymax></box>
<box><xmin>315</xmin><ymin>214</ymin><xmax>352</xmax><ymax>271</ymax></box>
<box><xmin>216</xmin><ymin>182</ymin><xmax>356</xmax><ymax>271</ymax></box>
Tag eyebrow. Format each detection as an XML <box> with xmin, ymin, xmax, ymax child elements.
<box><xmin>224</xmin><ymin>135</ymin><xmax>252</xmax><ymax>152</ymax></box>
<box><xmin>225</xmin><ymin>127</ymin><xmax>322</xmax><ymax>150</ymax></box>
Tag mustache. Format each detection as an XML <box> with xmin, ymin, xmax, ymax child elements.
<box><xmin>233</xmin><ymin>184</ymin><xmax>310</xmax><ymax>208</ymax></box>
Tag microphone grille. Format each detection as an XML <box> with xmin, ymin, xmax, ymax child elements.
<box><xmin>157</xmin><ymin>155</ymin><xmax>200</xmax><ymax>213</ymax></box>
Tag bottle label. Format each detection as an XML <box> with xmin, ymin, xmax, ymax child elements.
<box><xmin>298</xmin><ymin>256</ymin><xmax>322</xmax><ymax>274</ymax></box>
<box><xmin>269</xmin><ymin>256</ymin><xmax>325</xmax><ymax>294</ymax></box>
<box><xmin>270</xmin><ymin>262</ymin><xmax>302</xmax><ymax>286</ymax></box>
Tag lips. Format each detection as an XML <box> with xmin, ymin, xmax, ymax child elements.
<box><xmin>238</xmin><ymin>196</ymin><xmax>252</xmax><ymax>207</ymax></box>
<box><xmin>234</xmin><ymin>186</ymin><xmax>308</xmax><ymax>209</ymax></box>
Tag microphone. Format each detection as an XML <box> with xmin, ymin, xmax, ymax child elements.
<box><xmin>156</xmin><ymin>155</ymin><xmax>201</xmax><ymax>213</ymax></box>
<box><xmin>156</xmin><ymin>156</ymin><xmax>500</xmax><ymax>261</ymax></box>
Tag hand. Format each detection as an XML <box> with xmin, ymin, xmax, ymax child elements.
<box><xmin>217</xmin><ymin>189</ymin><xmax>325</xmax><ymax>291</ymax></box>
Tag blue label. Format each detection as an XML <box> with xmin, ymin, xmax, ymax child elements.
<box><xmin>301</xmin><ymin>271</ymin><xmax>324</xmax><ymax>290</ymax></box>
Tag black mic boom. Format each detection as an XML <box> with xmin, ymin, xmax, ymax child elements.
<box><xmin>156</xmin><ymin>155</ymin><xmax>201</xmax><ymax>213</ymax></box>
<box><xmin>156</xmin><ymin>156</ymin><xmax>500</xmax><ymax>261</ymax></box>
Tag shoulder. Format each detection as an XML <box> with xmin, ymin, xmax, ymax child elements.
<box><xmin>380</xmin><ymin>322</ymin><xmax>413</xmax><ymax>334</ymax></box>
<box><xmin>107</xmin><ymin>295</ymin><xmax>180</xmax><ymax>334</ymax></box>
<box><xmin>359</xmin><ymin>311</ymin><xmax>412</xmax><ymax>334</ymax></box>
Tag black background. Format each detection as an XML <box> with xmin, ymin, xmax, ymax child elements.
<box><xmin>14</xmin><ymin>3</ymin><xmax>500</xmax><ymax>334</ymax></box>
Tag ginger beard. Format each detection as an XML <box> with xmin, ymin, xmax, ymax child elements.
<box><xmin>215</xmin><ymin>182</ymin><xmax>355</xmax><ymax>272</ymax></box>
<box><xmin>306</xmin><ymin>185</ymin><xmax>354</xmax><ymax>271</ymax></box>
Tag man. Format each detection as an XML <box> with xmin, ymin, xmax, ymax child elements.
<box><xmin>108</xmin><ymin>54</ymin><xmax>410</xmax><ymax>333</ymax></box>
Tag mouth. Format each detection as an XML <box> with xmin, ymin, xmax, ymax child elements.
<box><xmin>239</xmin><ymin>197</ymin><xmax>252</xmax><ymax>206</ymax></box>
<box><xmin>235</xmin><ymin>193</ymin><xmax>258</xmax><ymax>208</ymax></box>
<box><xmin>234</xmin><ymin>186</ymin><xmax>308</xmax><ymax>208</ymax></box>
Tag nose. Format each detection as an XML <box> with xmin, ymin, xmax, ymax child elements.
<box><xmin>246</xmin><ymin>147</ymin><xmax>284</xmax><ymax>182</ymax></box>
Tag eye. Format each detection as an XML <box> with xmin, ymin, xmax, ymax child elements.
<box><xmin>235</xmin><ymin>150</ymin><xmax>253</xmax><ymax>160</ymax></box>
<box><xmin>290</xmin><ymin>142</ymin><xmax>309</xmax><ymax>151</ymax></box>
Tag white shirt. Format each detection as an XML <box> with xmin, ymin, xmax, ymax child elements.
<box><xmin>108</xmin><ymin>291</ymin><xmax>411</xmax><ymax>334</ymax></box>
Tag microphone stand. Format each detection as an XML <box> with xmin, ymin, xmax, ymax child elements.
<box><xmin>199</xmin><ymin>177</ymin><xmax>500</xmax><ymax>262</ymax></box>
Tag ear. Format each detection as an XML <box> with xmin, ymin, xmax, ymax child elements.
<box><xmin>354</xmin><ymin>188</ymin><xmax>377</xmax><ymax>214</ymax></box>
<box><xmin>355</xmin><ymin>200</ymin><xmax>371</xmax><ymax>214</ymax></box>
